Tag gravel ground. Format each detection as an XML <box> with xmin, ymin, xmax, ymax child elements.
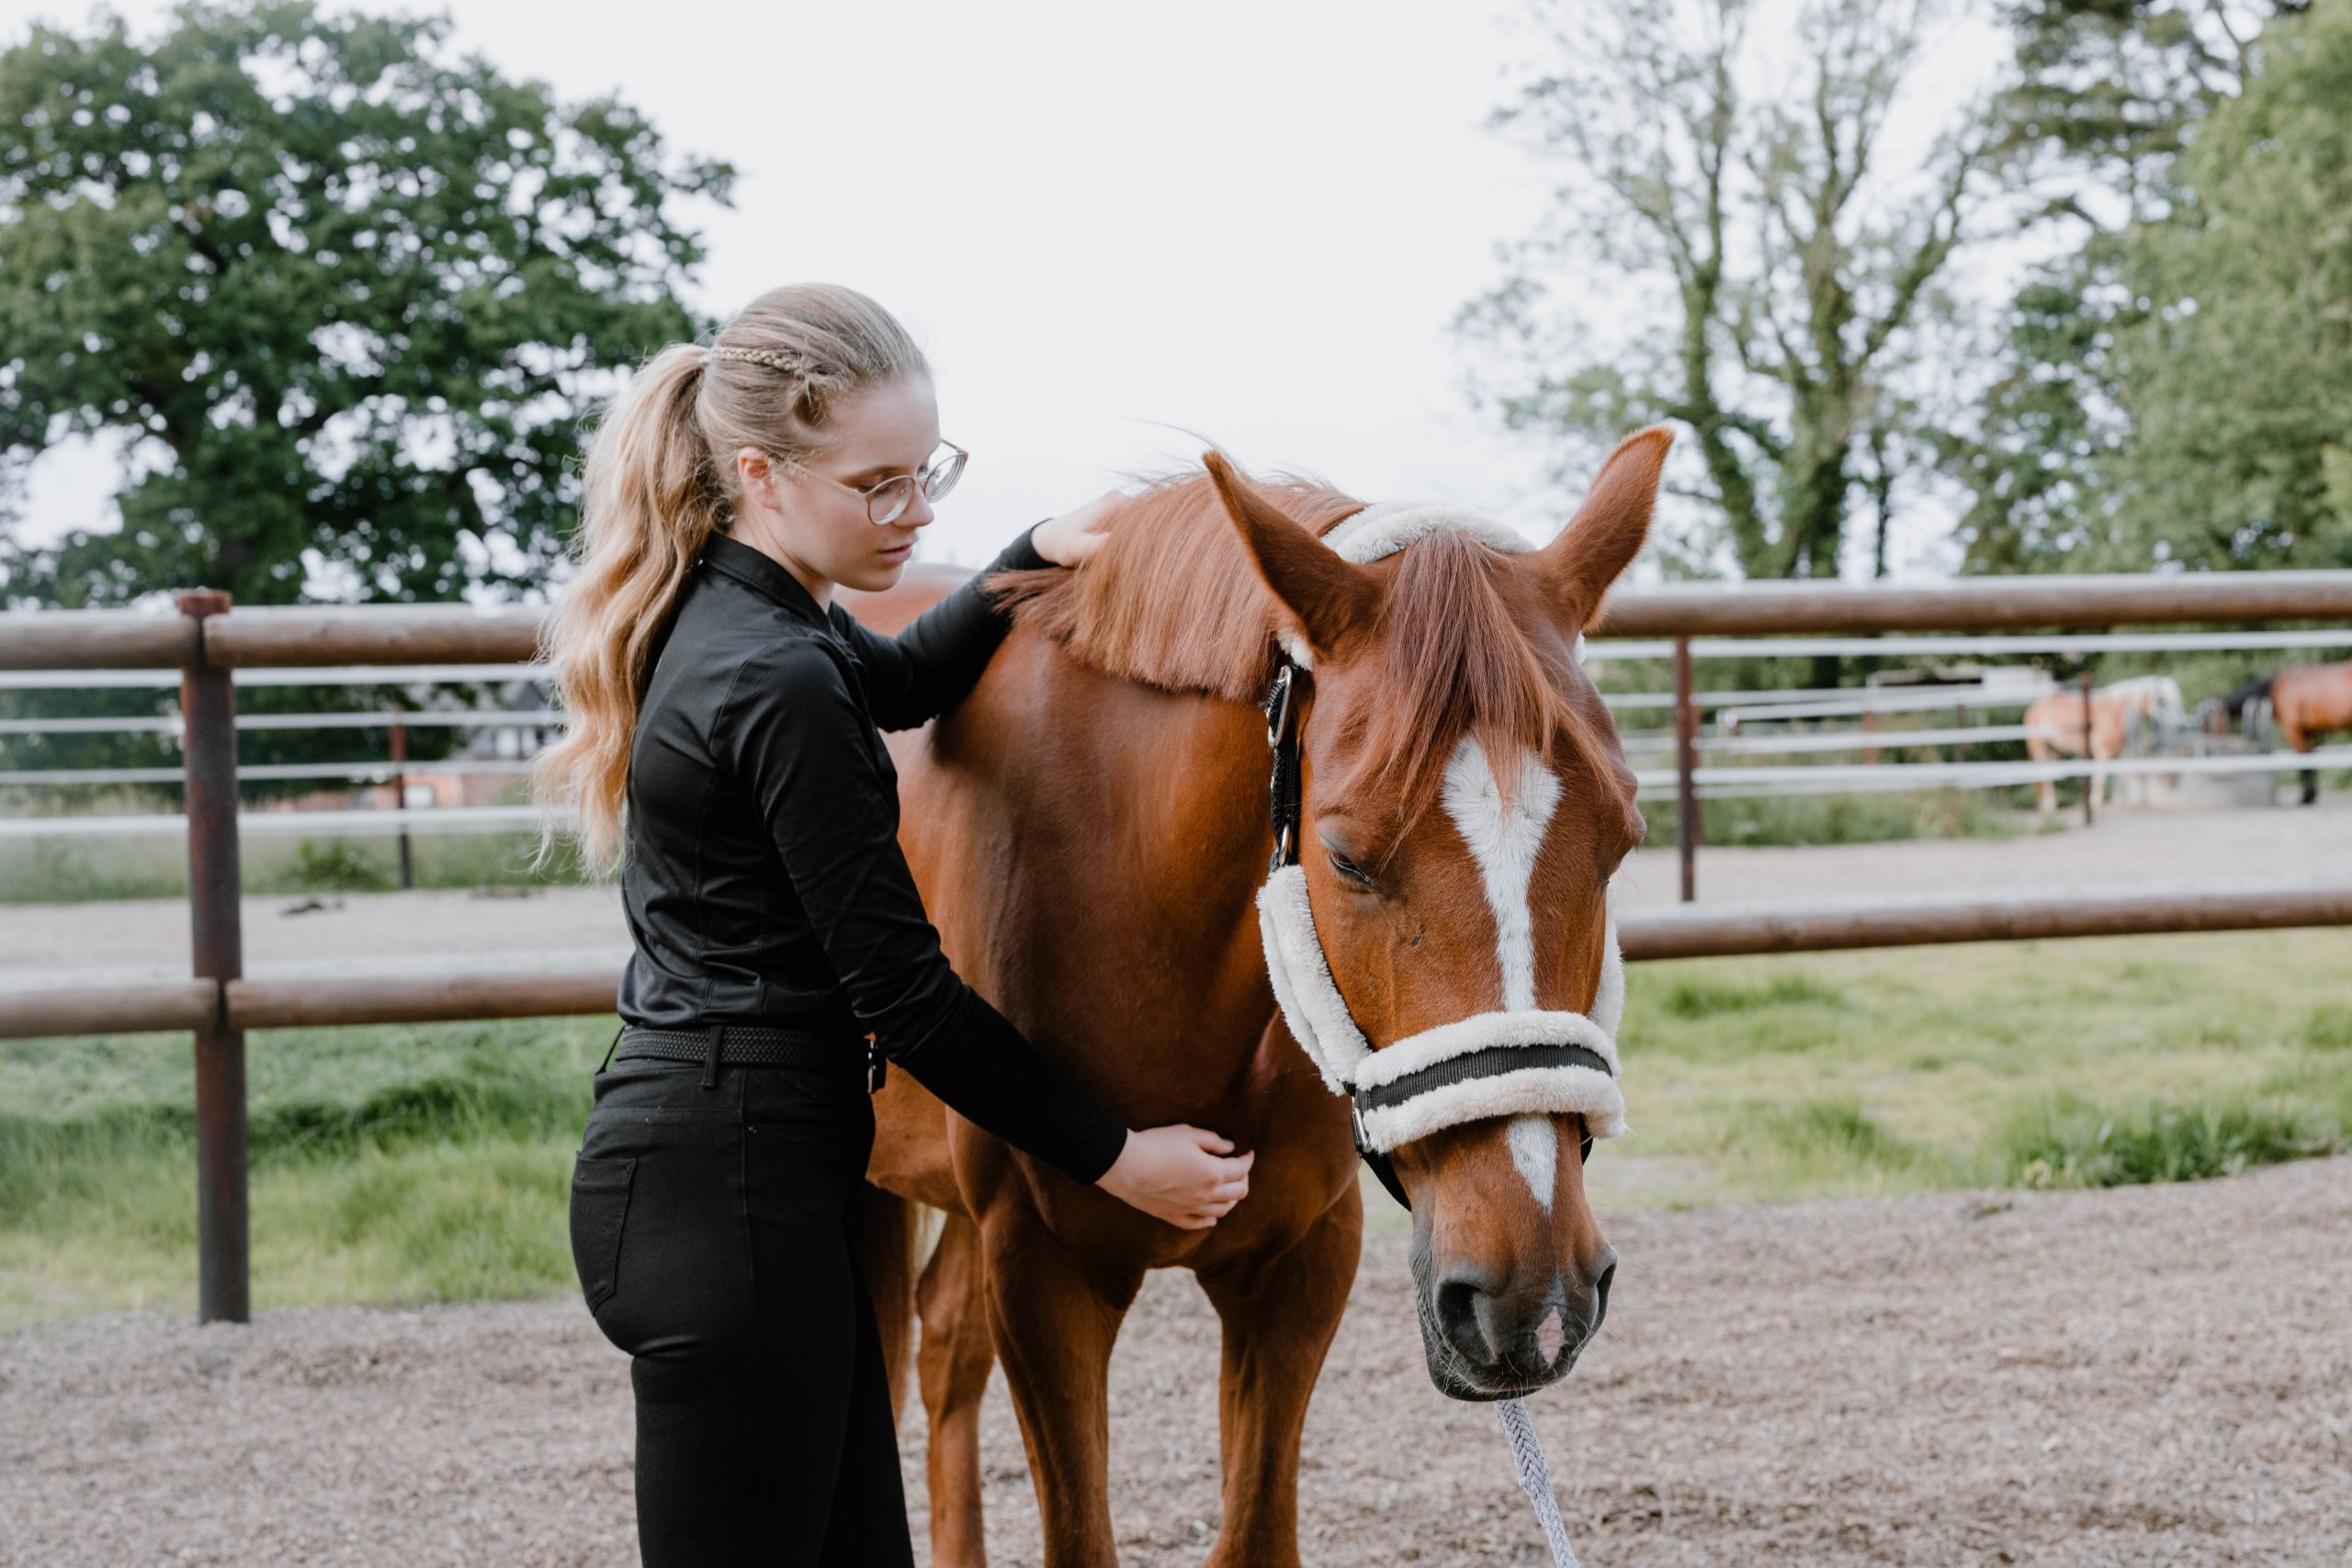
<box><xmin>6</xmin><ymin>1155</ymin><xmax>2346</xmax><ymax>1566</ymax></box>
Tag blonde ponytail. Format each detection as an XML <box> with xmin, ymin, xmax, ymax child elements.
<box><xmin>533</xmin><ymin>285</ymin><xmax>930</xmax><ymax>876</ymax></box>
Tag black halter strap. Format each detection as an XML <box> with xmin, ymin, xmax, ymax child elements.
<box><xmin>1263</xmin><ymin>659</ymin><xmax>1303</xmax><ymax>874</ymax></box>
<box><xmin>1262</xmin><ymin>656</ymin><xmax>1409</xmax><ymax>1201</ymax></box>
<box><xmin>1260</xmin><ymin>655</ymin><xmax>1598</xmax><ymax>1213</ymax></box>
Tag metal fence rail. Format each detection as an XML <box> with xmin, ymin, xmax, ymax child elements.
<box><xmin>1628</xmin><ymin>745</ymin><xmax>2352</xmax><ymax>797</ymax></box>
<box><xmin>1582</xmin><ymin>570</ymin><xmax>2352</xmax><ymax>636</ymax></box>
<box><xmin>11</xmin><ymin>882</ymin><xmax>2352</xmax><ymax>1042</ymax></box>
<box><xmin>0</xmin><ymin>707</ymin><xmax>560</xmax><ymax>736</ymax></box>
<box><xmin>9</xmin><ymin>572</ymin><xmax>2352</xmax><ymax>672</ymax></box>
<box><xmin>1588</xmin><ymin>626</ymin><xmax>2352</xmax><ymax>660</ymax></box>
<box><xmin>0</xmin><ymin>803</ymin><xmax>549</xmax><ymax>838</ymax></box>
<box><xmin>4</xmin><ymin>569</ymin><xmax>2351</xmax><ymax>1324</ymax></box>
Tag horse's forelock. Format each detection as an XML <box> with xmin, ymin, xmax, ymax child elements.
<box><xmin>1339</xmin><ymin>533</ymin><xmax>1630</xmax><ymax>857</ymax></box>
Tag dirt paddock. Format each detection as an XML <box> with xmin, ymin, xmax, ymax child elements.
<box><xmin>6</xmin><ymin>1156</ymin><xmax>2346</xmax><ymax>1566</ymax></box>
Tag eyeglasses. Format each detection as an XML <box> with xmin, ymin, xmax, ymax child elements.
<box><xmin>816</xmin><ymin>440</ymin><xmax>968</xmax><ymax>526</ymax></box>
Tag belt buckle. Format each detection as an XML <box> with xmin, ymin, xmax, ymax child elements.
<box><xmin>865</xmin><ymin>1035</ymin><xmax>887</xmax><ymax>1095</ymax></box>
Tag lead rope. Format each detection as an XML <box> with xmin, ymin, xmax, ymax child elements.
<box><xmin>1497</xmin><ymin>1396</ymin><xmax>1582</xmax><ymax>1566</ymax></box>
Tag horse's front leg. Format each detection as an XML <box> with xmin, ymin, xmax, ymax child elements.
<box><xmin>917</xmin><ymin>1209</ymin><xmax>997</xmax><ymax>1568</ymax></box>
<box><xmin>2027</xmin><ymin>735</ymin><xmax>2056</xmax><ymax>816</ymax></box>
<box><xmin>1195</xmin><ymin>1194</ymin><xmax>1363</xmax><ymax>1568</ymax></box>
<box><xmin>977</xmin><ymin>1198</ymin><xmax>1145</xmax><ymax>1568</ymax></box>
<box><xmin>2279</xmin><ymin>716</ymin><xmax>2320</xmax><ymax>804</ymax></box>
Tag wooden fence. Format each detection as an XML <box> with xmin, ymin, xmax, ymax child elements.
<box><xmin>5</xmin><ymin>570</ymin><xmax>2352</xmax><ymax>1321</ymax></box>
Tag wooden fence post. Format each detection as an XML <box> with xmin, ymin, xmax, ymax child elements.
<box><xmin>177</xmin><ymin>590</ymin><xmax>248</xmax><ymax>1325</ymax></box>
<box><xmin>1674</xmin><ymin>636</ymin><xmax>1699</xmax><ymax>903</ymax></box>
<box><xmin>390</xmin><ymin>703</ymin><xmax>413</xmax><ymax>890</ymax></box>
<box><xmin>2080</xmin><ymin>671</ymin><xmax>2097</xmax><ymax>829</ymax></box>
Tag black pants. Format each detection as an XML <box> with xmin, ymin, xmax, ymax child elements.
<box><xmin>569</xmin><ymin>1054</ymin><xmax>916</xmax><ymax>1568</ymax></box>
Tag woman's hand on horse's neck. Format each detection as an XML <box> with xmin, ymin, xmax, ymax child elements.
<box><xmin>1031</xmin><ymin>491</ymin><xmax>1129</xmax><ymax>568</ymax></box>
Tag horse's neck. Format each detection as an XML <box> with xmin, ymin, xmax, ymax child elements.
<box><xmin>1015</xmin><ymin>658</ymin><xmax>1286</xmax><ymax>1096</ymax></box>
<box><xmin>1084</xmin><ymin>674</ymin><xmax>1276</xmax><ymax>951</ymax></box>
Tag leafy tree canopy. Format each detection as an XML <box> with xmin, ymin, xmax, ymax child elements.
<box><xmin>1461</xmin><ymin>0</ymin><xmax>1999</xmax><ymax>586</ymax></box>
<box><xmin>2107</xmin><ymin>0</ymin><xmax>2352</xmax><ymax>570</ymax></box>
<box><xmin>1947</xmin><ymin>0</ymin><xmax>2301</xmax><ymax>571</ymax></box>
<box><xmin>0</xmin><ymin>0</ymin><xmax>731</xmax><ymax>608</ymax></box>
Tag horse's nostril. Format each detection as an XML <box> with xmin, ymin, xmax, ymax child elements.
<box><xmin>1589</xmin><ymin>1249</ymin><xmax>1617</xmax><ymax>1333</ymax></box>
<box><xmin>1436</xmin><ymin>1278</ymin><xmax>1483</xmax><ymax>1352</ymax></box>
<box><xmin>1435</xmin><ymin>1265</ymin><xmax>1507</xmax><ymax>1362</ymax></box>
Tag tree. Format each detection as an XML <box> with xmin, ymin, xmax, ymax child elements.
<box><xmin>2103</xmin><ymin>0</ymin><xmax>2352</xmax><ymax>570</ymax></box>
<box><xmin>1947</xmin><ymin>0</ymin><xmax>2301</xmax><ymax>571</ymax></box>
<box><xmin>0</xmin><ymin>0</ymin><xmax>731</xmax><ymax>608</ymax></box>
<box><xmin>1460</xmin><ymin>0</ymin><xmax>1998</xmax><ymax>583</ymax></box>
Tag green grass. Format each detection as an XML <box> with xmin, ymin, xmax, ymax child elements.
<box><xmin>1996</xmin><ymin>1097</ymin><xmax>2340</xmax><ymax>1190</ymax></box>
<box><xmin>1656</xmin><ymin>970</ymin><xmax>1850</xmax><ymax>1021</ymax></box>
<box><xmin>0</xmin><ymin>1018</ymin><xmax>612</xmax><ymax>1323</ymax></box>
<box><xmin>2303</xmin><ymin>1003</ymin><xmax>2352</xmax><ymax>1052</ymax></box>
<box><xmin>6</xmin><ymin>931</ymin><xmax>2350</xmax><ymax>1318</ymax></box>
<box><xmin>1577</xmin><ymin>927</ymin><xmax>2352</xmax><ymax>1211</ymax></box>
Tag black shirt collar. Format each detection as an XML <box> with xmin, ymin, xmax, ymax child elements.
<box><xmin>700</xmin><ymin>533</ymin><xmax>831</xmax><ymax>627</ymax></box>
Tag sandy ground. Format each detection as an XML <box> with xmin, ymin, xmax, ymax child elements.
<box><xmin>1611</xmin><ymin>795</ymin><xmax>2352</xmax><ymax>911</ymax></box>
<box><xmin>6</xmin><ymin>798</ymin><xmax>2351</xmax><ymax>997</ymax></box>
<box><xmin>5</xmin><ymin>1155</ymin><xmax>2346</xmax><ymax>1567</ymax></box>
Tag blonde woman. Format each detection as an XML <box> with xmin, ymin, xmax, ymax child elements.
<box><xmin>536</xmin><ymin>284</ymin><xmax>1252</xmax><ymax>1566</ymax></box>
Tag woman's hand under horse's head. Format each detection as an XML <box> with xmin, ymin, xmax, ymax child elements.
<box><xmin>1031</xmin><ymin>490</ymin><xmax>1130</xmax><ymax>569</ymax></box>
<box><xmin>1096</xmin><ymin>1125</ymin><xmax>1255</xmax><ymax>1230</ymax></box>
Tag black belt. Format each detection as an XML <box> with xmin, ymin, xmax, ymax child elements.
<box><xmin>615</xmin><ymin>1024</ymin><xmax>885</xmax><ymax>1092</ymax></box>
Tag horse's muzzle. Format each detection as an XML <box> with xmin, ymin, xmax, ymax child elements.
<box><xmin>1419</xmin><ymin>1245</ymin><xmax>1617</xmax><ymax>1401</ymax></box>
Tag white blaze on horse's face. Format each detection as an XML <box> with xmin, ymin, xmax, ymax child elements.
<box><xmin>1440</xmin><ymin>736</ymin><xmax>1566</xmax><ymax>1213</ymax></box>
<box><xmin>1504</xmin><ymin>1115</ymin><xmax>1558</xmax><ymax>1216</ymax></box>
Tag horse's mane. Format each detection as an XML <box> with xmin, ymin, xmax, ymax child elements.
<box><xmin>990</xmin><ymin>470</ymin><xmax>1634</xmax><ymax>839</ymax></box>
<box><xmin>989</xmin><ymin>471</ymin><xmax>1363</xmax><ymax>704</ymax></box>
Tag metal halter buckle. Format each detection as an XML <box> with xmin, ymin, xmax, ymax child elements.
<box><xmin>1263</xmin><ymin>661</ymin><xmax>1295</xmax><ymax>748</ymax></box>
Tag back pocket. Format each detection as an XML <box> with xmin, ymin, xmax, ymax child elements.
<box><xmin>568</xmin><ymin>1155</ymin><xmax>636</xmax><ymax>1314</ymax></box>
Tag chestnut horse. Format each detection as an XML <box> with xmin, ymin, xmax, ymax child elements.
<box><xmin>838</xmin><ymin>431</ymin><xmax>1668</xmax><ymax>1568</ymax></box>
<box><xmin>2023</xmin><ymin>674</ymin><xmax>2185</xmax><ymax>816</ymax></box>
<box><xmin>2270</xmin><ymin>660</ymin><xmax>2352</xmax><ymax>805</ymax></box>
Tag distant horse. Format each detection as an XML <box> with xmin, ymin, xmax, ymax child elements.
<box><xmin>841</xmin><ymin>432</ymin><xmax>1668</xmax><ymax>1568</ymax></box>
<box><xmin>2271</xmin><ymin>661</ymin><xmax>2352</xmax><ymax>805</ymax></box>
<box><xmin>2214</xmin><ymin>671</ymin><xmax>2278</xmax><ymax>725</ymax></box>
<box><xmin>2023</xmin><ymin>674</ymin><xmax>2185</xmax><ymax>816</ymax></box>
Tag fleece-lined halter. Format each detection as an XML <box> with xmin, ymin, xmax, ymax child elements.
<box><xmin>1253</xmin><ymin>501</ymin><xmax>1627</xmax><ymax>1212</ymax></box>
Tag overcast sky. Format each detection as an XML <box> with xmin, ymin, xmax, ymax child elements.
<box><xmin>9</xmin><ymin>0</ymin><xmax>2015</xmax><ymax>584</ymax></box>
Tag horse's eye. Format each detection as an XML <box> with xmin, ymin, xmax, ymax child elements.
<box><xmin>1327</xmin><ymin>848</ymin><xmax>1379</xmax><ymax>891</ymax></box>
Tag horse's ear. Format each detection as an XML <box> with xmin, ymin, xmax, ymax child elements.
<box><xmin>1535</xmin><ymin>426</ymin><xmax>1672</xmax><ymax>629</ymax></box>
<box><xmin>1204</xmin><ymin>451</ymin><xmax>1379</xmax><ymax>660</ymax></box>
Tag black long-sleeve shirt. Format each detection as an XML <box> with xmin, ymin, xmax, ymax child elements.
<box><xmin>616</xmin><ymin>527</ymin><xmax>1132</xmax><ymax>1185</ymax></box>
